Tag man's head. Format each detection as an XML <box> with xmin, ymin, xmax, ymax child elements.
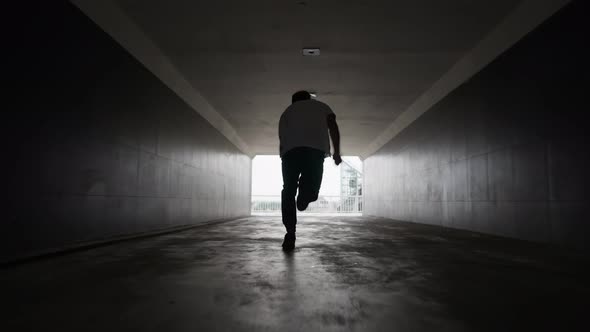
<box><xmin>292</xmin><ymin>90</ymin><xmax>311</xmax><ymax>104</ymax></box>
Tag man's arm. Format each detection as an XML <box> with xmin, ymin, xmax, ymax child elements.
<box><xmin>327</xmin><ymin>113</ymin><xmax>342</xmax><ymax>165</ymax></box>
<box><xmin>279</xmin><ymin>113</ymin><xmax>285</xmax><ymax>153</ymax></box>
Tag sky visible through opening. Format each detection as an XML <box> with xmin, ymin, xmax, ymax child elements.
<box><xmin>252</xmin><ymin>155</ymin><xmax>362</xmax><ymax>197</ymax></box>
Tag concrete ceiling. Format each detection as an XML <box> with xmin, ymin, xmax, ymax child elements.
<box><xmin>84</xmin><ymin>0</ymin><xmax>559</xmax><ymax>156</ymax></box>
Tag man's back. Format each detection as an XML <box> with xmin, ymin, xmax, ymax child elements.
<box><xmin>279</xmin><ymin>99</ymin><xmax>334</xmax><ymax>157</ymax></box>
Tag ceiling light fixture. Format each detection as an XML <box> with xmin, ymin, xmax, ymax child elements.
<box><xmin>302</xmin><ymin>48</ymin><xmax>320</xmax><ymax>56</ymax></box>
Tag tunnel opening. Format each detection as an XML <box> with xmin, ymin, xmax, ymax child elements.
<box><xmin>251</xmin><ymin>155</ymin><xmax>363</xmax><ymax>215</ymax></box>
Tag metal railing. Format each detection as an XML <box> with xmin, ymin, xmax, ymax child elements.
<box><xmin>251</xmin><ymin>195</ymin><xmax>363</xmax><ymax>214</ymax></box>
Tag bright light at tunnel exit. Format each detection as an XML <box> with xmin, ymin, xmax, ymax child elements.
<box><xmin>251</xmin><ymin>155</ymin><xmax>363</xmax><ymax>214</ymax></box>
<box><xmin>252</xmin><ymin>155</ymin><xmax>362</xmax><ymax>196</ymax></box>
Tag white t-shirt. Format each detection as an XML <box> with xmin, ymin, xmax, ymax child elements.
<box><xmin>279</xmin><ymin>99</ymin><xmax>335</xmax><ymax>157</ymax></box>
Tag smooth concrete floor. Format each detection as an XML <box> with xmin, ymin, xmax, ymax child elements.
<box><xmin>2</xmin><ymin>216</ymin><xmax>589</xmax><ymax>332</ymax></box>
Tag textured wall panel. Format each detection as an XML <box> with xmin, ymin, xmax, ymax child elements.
<box><xmin>364</xmin><ymin>1</ymin><xmax>589</xmax><ymax>251</ymax></box>
<box><xmin>3</xmin><ymin>3</ymin><xmax>251</xmax><ymax>262</ymax></box>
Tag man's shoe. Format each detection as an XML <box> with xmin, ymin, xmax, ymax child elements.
<box><xmin>282</xmin><ymin>233</ymin><xmax>296</xmax><ymax>251</ymax></box>
<box><xmin>296</xmin><ymin>195</ymin><xmax>309</xmax><ymax>211</ymax></box>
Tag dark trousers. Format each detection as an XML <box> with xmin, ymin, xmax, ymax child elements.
<box><xmin>281</xmin><ymin>147</ymin><xmax>325</xmax><ymax>233</ymax></box>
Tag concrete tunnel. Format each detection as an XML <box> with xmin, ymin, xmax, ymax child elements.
<box><xmin>2</xmin><ymin>0</ymin><xmax>589</xmax><ymax>331</ymax></box>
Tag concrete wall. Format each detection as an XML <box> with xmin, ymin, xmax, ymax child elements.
<box><xmin>2</xmin><ymin>3</ymin><xmax>251</xmax><ymax>262</ymax></box>
<box><xmin>364</xmin><ymin>1</ymin><xmax>589</xmax><ymax>251</ymax></box>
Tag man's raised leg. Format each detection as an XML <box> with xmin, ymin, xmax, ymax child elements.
<box><xmin>297</xmin><ymin>151</ymin><xmax>325</xmax><ymax>211</ymax></box>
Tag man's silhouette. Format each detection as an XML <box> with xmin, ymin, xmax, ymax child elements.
<box><xmin>279</xmin><ymin>90</ymin><xmax>341</xmax><ymax>251</ymax></box>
